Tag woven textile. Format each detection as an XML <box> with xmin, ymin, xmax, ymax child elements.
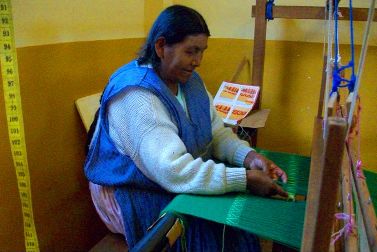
<box><xmin>164</xmin><ymin>149</ymin><xmax>377</xmax><ymax>249</ymax></box>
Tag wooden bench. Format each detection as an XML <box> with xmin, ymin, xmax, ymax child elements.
<box><xmin>89</xmin><ymin>233</ymin><xmax>127</xmax><ymax>252</ymax></box>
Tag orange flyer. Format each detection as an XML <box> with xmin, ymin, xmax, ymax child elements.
<box><xmin>229</xmin><ymin>106</ymin><xmax>249</xmax><ymax>121</ymax></box>
<box><xmin>219</xmin><ymin>85</ymin><xmax>239</xmax><ymax>99</ymax></box>
<box><xmin>213</xmin><ymin>81</ymin><xmax>259</xmax><ymax>125</ymax></box>
<box><xmin>238</xmin><ymin>87</ymin><xmax>257</xmax><ymax>104</ymax></box>
<box><xmin>215</xmin><ymin>104</ymin><xmax>231</xmax><ymax>118</ymax></box>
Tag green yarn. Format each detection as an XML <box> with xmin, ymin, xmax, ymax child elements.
<box><xmin>163</xmin><ymin>149</ymin><xmax>376</xmax><ymax>249</ymax></box>
<box><xmin>254</xmin><ymin>148</ymin><xmax>311</xmax><ymax>197</ymax></box>
<box><xmin>164</xmin><ymin>193</ymin><xmax>306</xmax><ymax>249</ymax></box>
<box><xmin>364</xmin><ymin>170</ymin><xmax>377</xmax><ymax>211</ymax></box>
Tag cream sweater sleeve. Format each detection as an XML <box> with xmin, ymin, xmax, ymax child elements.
<box><xmin>107</xmin><ymin>87</ymin><xmax>248</xmax><ymax>194</ymax></box>
<box><xmin>208</xmin><ymin>92</ymin><xmax>254</xmax><ymax>166</ymax></box>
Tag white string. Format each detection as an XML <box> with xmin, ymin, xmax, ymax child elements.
<box><xmin>322</xmin><ymin>2</ymin><xmax>328</xmax><ymax>59</ymax></box>
<box><xmin>238</xmin><ymin>125</ymin><xmax>251</xmax><ymax>141</ymax></box>
<box><xmin>323</xmin><ymin>0</ymin><xmax>334</xmax><ymax>138</ymax></box>
<box><xmin>336</xmin><ymin>6</ymin><xmax>342</xmax><ymax>65</ymax></box>
<box><xmin>346</xmin><ymin>0</ymin><xmax>376</xmax><ymax>135</ymax></box>
<box><xmin>221</xmin><ymin>224</ymin><xmax>226</xmax><ymax>252</ymax></box>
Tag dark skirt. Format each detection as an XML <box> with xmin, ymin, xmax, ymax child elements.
<box><xmin>177</xmin><ymin>215</ymin><xmax>260</xmax><ymax>252</ymax></box>
<box><xmin>117</xmin><ymin>188</ymin><xmax>260</xmax><ymax>252</ymax></box>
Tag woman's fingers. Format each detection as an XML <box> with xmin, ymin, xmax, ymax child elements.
<box><xmin>270</xmin><ymin>164</ymin><xmax>288</xmax><ymax>183</ymax></box>
<box><xmin>274</xmin><ymin>167</ymin><xmax>288</xmax><ymax>183</ymax></box>
<box><xmin>246</xmin><ymin>170</ymin><xmax>288</xmax><ymax>197</ymax></box>
<box><xmin>271</xmin><ymin>184</ymin><xmax>288</xmax><ymax>197</ymax></box>
<box><xmin>245</xmin><ymin>152</ymin><xmax>288</xmax><ymax>183</ymax></box>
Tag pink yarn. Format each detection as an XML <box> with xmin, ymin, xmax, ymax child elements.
<box><xmin>356</xmin><ymin>160</ymin><xmax>365</xmax><ymax>179</ymax></box>
<box><xmin>331</xmin><ymin>213</ymin><xmax>356</xmax><ymax>244</ymax></box>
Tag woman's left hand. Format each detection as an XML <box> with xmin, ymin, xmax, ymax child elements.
<box><xmin>243</xmin><ymin>151</ymin><xmax>288</xmax><ymax>183</ymax></box>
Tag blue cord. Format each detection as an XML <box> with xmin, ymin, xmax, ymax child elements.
<box><xmin>331</xmin><ymin>0</ymin><xmax>357</xmax><ymax>95</ymax></box>
<box><xmin>266</xmin><ymin>0</ymin><xmax>275</xmax><ymax>21</ymax></box>
<box><xmin>331</xmin><ymin>0</ymin><xmax>340</xmax><ymax>95</ymax></box>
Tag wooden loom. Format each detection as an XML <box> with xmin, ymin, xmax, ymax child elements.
<box><xmin>251</xmin><ymin>1</ymin><xmax>377</xmax><ymax>251</ymax></box>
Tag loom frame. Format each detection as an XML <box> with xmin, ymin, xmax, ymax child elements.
<box><xmin>250</xmin><ymin>1</ymin><xmax>377</xmax><ymax>251</ymax></box>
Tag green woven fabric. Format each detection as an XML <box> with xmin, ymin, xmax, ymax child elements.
<box><xmin>254</xmin><ymin>148</ymin><xmax>310</xmax><ymax>196</ymax></box>
<box><xmin>164</xmin><ymin>193</ymin><xmax>306</xmax><ymax>249</ymax></box>
<box><xmin>364</xmin><ymin>170</ymin><xmax>377</xmax><ymax>211</ymax></box>
<box><xmin>163</xmin><ymin>149</ymin><xmax>376</xmax><ymax>249</ymax></box>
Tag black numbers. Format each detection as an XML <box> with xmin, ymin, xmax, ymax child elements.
<box><xmin>3</xmin><ymin>43</ymin><xmax>11</xmax><ymax>50</ymax></box>
<box><xmin>13</xmin><ymin>149</ymin><xmax>22</xmax><ymax>156</ymax></box>
<box><xmin>26</xmin><ymin>241</ymin><xmax>35</xmax><ymax>247</ymax></box>
<box><xmin>0</xmin><ymin>4</ymin><xmax>8</xmax><ymax>11</ymax></box>
<box><xmin>9</xmin><ymin>115</ymin><xmax>18</xmax><ymax>122</ymax></box>
<box><xmin>2</xmin><ymin>29</ymin><xmax>9</xmax><ymax>36</ymax></box>
<box><xmin>11</xmin><ymin>128</ymin><xmax>19</xmax><ymax>134</ymax></box>
<box><xmin>7</xmin><ymin>80</ymin><xmax>14</xmax><ymax>87</ymax></box>
<box><xmin>12</xmin><ymin>139</ymin><xmax>20</xmax><ymax>145</ymax></box>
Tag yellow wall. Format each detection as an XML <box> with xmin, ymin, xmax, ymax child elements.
<box><xmin>199</xmin><ymin>39</ymin><xmax>377</xmax><ymax>169</ymax></box>
<box><xmin>12</xmin><ymin>0</ymin><xmax>145</xmax><ymax>47</ymax></box>
<box><xmin>0</xmin><ymin>1</ymin><xmax>376</xmax><ymax>251</ymax></box>
<box><xmin>0</xmin><ymin>38</ymin><xmax>145</xmax><ymax>251</ymax></box>
<box><xmin>13</xmin><ymin>0</ymin><xmax>377</xmax><ymax>48</ymax></box>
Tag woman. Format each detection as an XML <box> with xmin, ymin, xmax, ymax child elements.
<box><xmin>85</xmin><ymin>5</ymin><xmax>287</xmax><ymax>251</ymax></box>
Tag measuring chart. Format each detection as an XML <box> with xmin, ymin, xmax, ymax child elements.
<box><xmin>0</xmin><ymin>0</ymin><xmax>39</xmax><ymax>251</ymax></box>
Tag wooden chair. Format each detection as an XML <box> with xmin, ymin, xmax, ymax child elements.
<box><xmin>76</xmin><ymin>93</ymin><xmax>128</xmax><ymax>252</ymax></box>
<box><xmin>75</xmin><ymin>93</ymin><xmax>101</xmax><ymax>132</ymax></box>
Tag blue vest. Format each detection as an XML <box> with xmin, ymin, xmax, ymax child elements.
<box><xmin>84</xmin><ymin>60</ymin><xmax>213</xmax><ymax>247</ymax></box>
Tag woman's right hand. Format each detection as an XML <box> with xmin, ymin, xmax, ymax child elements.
<box><xmin>246</xmin><ymin>169</ymin><xmax>288</xmax><ymax>197</ymax></box>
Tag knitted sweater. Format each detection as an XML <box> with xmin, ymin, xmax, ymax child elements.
<box><xmin>107</xmin><ymin>86</ymin><xmax>253</xmax><ymax>194</ymax></box>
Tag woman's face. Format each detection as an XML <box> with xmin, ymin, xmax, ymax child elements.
<box><xmin>157</xmin><ymin>34</ymin><xmax>208</xmax><ymax>87</ymax></box>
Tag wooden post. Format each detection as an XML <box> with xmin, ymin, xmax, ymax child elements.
<box><xmin>346</xmin><ymin>92</ymin><xmax>354</xmax><ymax>115</ymax></box>
<box><xmin>341</xmin><ymin>151</ymin><xmax>358</xmax><ymax>252</ymax></box>
<box><xmin>250</xmin><ymin>0</ymin><xmax>267</xmax><ymax>147</ymax></box>
<box><xmin>301</xmin><ymin>117</ymin><xmax>325</xmax><ymax>250</ymax></box>
<box><xmin>317</xmin><ymin>56</ymin><xmax>328</xmax><ymax>117</ymax></box>
<box><xmin>301</xmin><ymin>117</ymin><xmax>347</xmax><ymax>252</ymax></box>
<box><xmin>251</xmin><ymin>0</ymin><xmax>267</xmax><ymax>106</ymax></box>
<box><xmin>327</xmin><ymin>92</ymin><xmax>339</xmax><ymax>117</ymax></box>
<box><xmin>348</xmin><ymin>146</ymin><xmax>377</xmax><ymax>251</ymax></box>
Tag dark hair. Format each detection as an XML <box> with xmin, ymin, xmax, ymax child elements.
<box><xmin>137</xmin><ymin>5</ymin><xmax>210</xmax><ymax>69</ymax></box>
